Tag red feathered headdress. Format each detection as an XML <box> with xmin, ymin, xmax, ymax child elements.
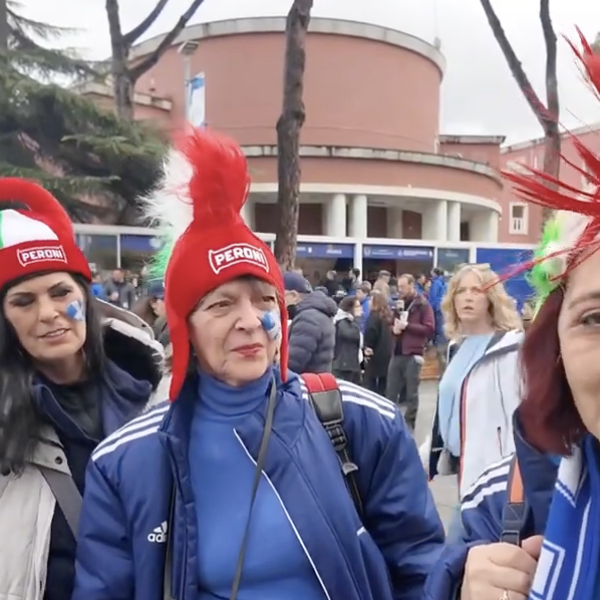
<box><xmin>0</xmin><ymin>178</ymin><xmax>90</xmax><ymax>291</ymax></box>
<box><xmin>154</xmin><ymin>128</ymin><xmax>288</xmax><ymax>400</ymax></box>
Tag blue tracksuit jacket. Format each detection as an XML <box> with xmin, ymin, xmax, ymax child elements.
<box><xmin>423</xmin><ymin>413</ymin><xmax>559</xmax><ymax>600</ymax></box>
<box><xmin>72</xmin><ymin>370</ymin><xmax>444</xmax><ymax>600</ymax></box>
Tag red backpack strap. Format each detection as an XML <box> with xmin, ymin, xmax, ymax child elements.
<box><xmin>301</xmin><ymin>373</ymin><xmax>363</xmax><ymax>517</ymax></box>
<box><xmin>500</xmin><ymin>455</ymin><xmax>527</xmax><ymax>545</ymax></box>
<box><xmin>301</xmin><ymin>372</ymin><xmax>338</xmax><ymax>394</ymax></box>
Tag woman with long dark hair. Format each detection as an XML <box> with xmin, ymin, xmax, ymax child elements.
<box><xmin>0</xmin><ymin>178</ymin><xmax>163</xmax><ymax>600</ymax></box>
<box><xmin>363</xmin><ymin>291</ymin><xmax>393</xmax><ymax>395</ymax></box>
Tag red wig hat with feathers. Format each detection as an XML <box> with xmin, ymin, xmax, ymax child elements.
<box><xmin>144</xmin><ymin>128</ymin><xmax>288</xmax><ymax>401</ymax></box>
<box><xmin>0</xmin><ymin>178</ymin><xmax>90</xmax><ymax>291</ymax></box>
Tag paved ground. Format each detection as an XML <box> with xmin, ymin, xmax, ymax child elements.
<box><xmin>412</xmin><ymin>381</ymin><xmax>457</xmax><ymax>529</ymax></box>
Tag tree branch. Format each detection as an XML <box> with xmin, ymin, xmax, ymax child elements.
<box><xmin>539</xmin><ymin>0</ymin><xmax>560</xmax><ymax>183</ymax></box>
<box><xmin>128</xmin><ymin>0</ymin><xmax>206</xmax><ymax>82</ymax></box>
<box><xmin>273</xmin><ymin>0</ymin><xmax>313</xmax><ymax>268</ymax></box>
<box><xmin>122</xmin><ymin>0</ymin><xmax>169</xmax><ymax>47</ymax></box>
<box><xmin>0</xmin><ymin>0</ymin><xmax>8</xmax><ymax>52</ymax></box>
<box><xmin>540</xmin><ymin>0</ymin><xmax>558</xmax><ymax>129</ymax></box>
<box><xmin>478</xmin><ymin>0</ymin><xmax>548</xmax><ymax>129</ymax></box>
<box><xmin>105</xmin><ymin>0</ymin><xmax>125</xmax><ymax>63</ymax></box>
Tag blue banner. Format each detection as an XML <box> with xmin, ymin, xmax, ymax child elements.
<box><xmin>363</xmin><ymin>245</ymin><xmax>434</xmax><ymax>260</ymax></box>
<box><xmin>188</xmin><ymin>72</ymin><xmax>206</xmax><ymax>127</ymax></box>
<box><xmin>120</xmin><ymin>234</ymin><xmax>164</xmax><ymax>254</ymax></box>
<box><xmin>475</xmin><ymin>247</ymin><xmax>533</xmax><ymax>272</ymax></box>
<box><xmin>75</xmin><ymin>234</ymin><xmax>117</xmax><ymax>251</ymax></box>
<box><xmin>296</xmin><ymin>243</ymin><xmax>354</xmax><ymax>259</ymax></box>
<box><xmin>475</xmin><ymin>247</ymin><xmax>534</xmax><ymax>310</ymax></box>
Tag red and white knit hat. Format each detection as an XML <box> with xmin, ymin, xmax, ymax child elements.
<box><xmin>0</xmin><ymin>178</ymin><xmax>91</xmax><ymax>291</ymax></box>
<box><xmin>144</xmin><ymin>128</ymin><xmax>288</xmax><ymax>400</ymax></box>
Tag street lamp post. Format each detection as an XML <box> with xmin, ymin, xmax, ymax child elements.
<box><xmin>178</xmin><ymin>40</ymin><xmax>199</xmax><ymax>121</ymax></box>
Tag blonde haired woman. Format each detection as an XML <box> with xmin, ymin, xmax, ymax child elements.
<box><xmin>421</xmin><ymin>264</ymin><xmax>523</xmax><ymax>542</ymax></box>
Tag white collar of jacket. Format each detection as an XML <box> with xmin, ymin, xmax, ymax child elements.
<box><xmin>99</xmin><ymin>300</ymin><xmax>165</xmax><ymax>392</ymax></box>
<box><xmin>449</xmin><ymin>329</ymin><xmax>524</xmax><ymax>359</ymax></box>
<box><xmin>334</xmin><ymin>310</ymin><xmax>353</xmax><ymax>323</ymax></box>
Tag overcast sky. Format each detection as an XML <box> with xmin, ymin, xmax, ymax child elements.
<box><xmin>22</xmin><ymin>0</ymin><xmax>600</xmax><ymax>144</ymax></box>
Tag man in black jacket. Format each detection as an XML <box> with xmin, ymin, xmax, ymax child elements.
<box><xmin>284</xmin><ymin>271</ymin><xmax>338</xmax><ymax>373</ymax></box>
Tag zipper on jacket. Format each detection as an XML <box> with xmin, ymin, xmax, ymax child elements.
<box><xmin>497</xmin><ymin>427</ymin><xmax>503</xmax><ymax>456</ymax></box>
<box><xmin>165</xmin><ymin>447</ymin><xmax>188</xmax><ymax>599</ymax></box>
<box><xmin>233</xmin><ymin>430</ymin><xmax>332</xmax><ymax>600</ymax></box>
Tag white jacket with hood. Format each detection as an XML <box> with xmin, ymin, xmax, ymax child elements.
<box><xmin>420</xmin><ymin>329</ymin><xmax>524</xmax><ymax>498</ymax></box>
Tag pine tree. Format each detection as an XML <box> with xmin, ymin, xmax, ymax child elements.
<box><xmin>0</xmin><ymin>1</ymin><xmax>165</xmax><ymax>224</ymax></box>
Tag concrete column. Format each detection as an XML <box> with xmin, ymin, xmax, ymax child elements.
<box><xmin>422</xmin><ymin>200</ymin><xmax>448</xmax><ymax>242</ymax></box>
<box><xmin>240</xmin><ymin>198</ymin><xmax>255</xmax><ymax>230</ymax></box>
<box><xmin>349</xmin><ymin>194</ymin><xmax>368</xmax><ymax>238</ymax></box>
<box><xmin>470</xmin><ymin>211</ymin><xmax>499</xmax><ymax>242</ymax></box>
<box><xmin>353</xmin><ymin>242</ymin><xmax>363</xmax><ymax>275</ymax></box>
<box><xmin>447</xmin><ymin>201</ymin><xmax>461</xmax><ymax>242</ymax></box>
<box><xmin>387</xmin><ymin>207</ymin><xmax>404</xmax><ymax>238</ymax></box>
<box><xmin>487</xmin><ymin>212</ymin><xmax>499</xmax><ymax>243</ymax></box>
<box><xmin>325</xmin><ymin>193</ymin><xmax>347</xmax><ymax>237</ymax></box>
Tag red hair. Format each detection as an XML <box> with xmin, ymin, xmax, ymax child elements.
<box><xmin>519</xmin><ymin>288</ymin><xmax>586</xmax><ymax>454</ymax></box>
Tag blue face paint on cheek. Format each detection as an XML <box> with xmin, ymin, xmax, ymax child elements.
<box><xmin>65</xmin><ymin>300</ymin><xmax>86</xmax><ymax>322</ymax></box>
<box><xmin>260</xmin><ymin>310</ymin><xmax>281</xmax><ymax>340</ymax></box>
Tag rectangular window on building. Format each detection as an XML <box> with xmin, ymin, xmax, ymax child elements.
<box><xmin>509</xmin><ymin>202</ymin><xmax>528</xmax><ymax>235</ymax></box>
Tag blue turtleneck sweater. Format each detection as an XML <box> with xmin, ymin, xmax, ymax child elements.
<box><xmin>189</xmin><ymin>368</ymin><xmax>324</xmax><ymax>600</ymax></box>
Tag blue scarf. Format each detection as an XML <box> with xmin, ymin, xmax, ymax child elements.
<box><xmin>529</xmin><ymin>436</ymin><xmax>599</xmax><ymax>600</ymax></box>
<box><xmin>437</xmin><ymin>334</ymin><xmax>493</xmax><ymax>456</ymax></box>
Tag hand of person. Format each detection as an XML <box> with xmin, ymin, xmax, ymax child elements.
<box><xmin>364</xmin><ymin>347</ymin><xmax>373</xmax><ymax>356</ymax></box>
<box><xmin>461</xmin><ymin>536</ymin><xmax>543</xmax><ymax>600</ymax></box>
<box><xmin>392</xmin><ymin>319</ymin><xmax>403</xmax><ymax>335</ymax></box>
<box><xmin>110</xmin><ymin>292</ymin><xmax>119</xmax><ymax>302</ymax></box>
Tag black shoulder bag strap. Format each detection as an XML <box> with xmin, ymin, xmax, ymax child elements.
<box><xmin>302</xmin><ymin>372</ymin><xmax>364</xmax><ymax>518</ymax></box>
<box><xmin>163</xmin><ymin>377</ymin><xmax>278</xmax><ymax>600</ymax></box>
<box><xmin>500</xmin><ymin>455</ymin><xmax>528</xmax><ymax>545</ymax></box>
<box><xmin>38</xmin><ymin>466</ymin><xmax>83</xmax><ymax>538</ymax></box>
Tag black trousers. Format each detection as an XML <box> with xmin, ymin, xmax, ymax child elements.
<box><xmin>385</xmin><ymin>355</ymin><xmax>423</xmax><ymax>430</ymax></box>
<box><xmin>364</xmin><ymin>374</ymin><xmax>387</xmax><ymax>397</ymax></box>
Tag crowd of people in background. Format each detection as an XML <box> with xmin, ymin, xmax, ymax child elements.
<box><xmin>281</xmin><ymin>264</ymin><xmax>534</xmax><ymax>441</ymax></box>
<box><xmin>282</xmin><ymin>265</ymin><xmax>449</xmax><ymax>432</ymax></box>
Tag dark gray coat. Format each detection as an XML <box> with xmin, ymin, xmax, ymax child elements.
<box><xmin>288</xmin><ymin>291</ymin><xmax>338</xmax><ymax>374</ymax></box>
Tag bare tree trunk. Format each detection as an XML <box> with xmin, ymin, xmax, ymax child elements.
<box><xmin>0</xmin><ymin>0</ymin><xmax>8</xmax><ymax>52</ymax></box>
<box><xmin>106</xmin><ymin>0</ymin><xmax>134</xmax><ymax>120</ymax></box>
<box><xmin>539</xmin><ymin>0</ymin><xmax>559</xmax><ymax>222</ymax></box>
<box><xmin>479</xmin><ymin>0</ymin><xmax>559</xmax><ymax>224</ymax></box>
<box><xmin>274</xmin><ymin>0</ymin><xmax>313</xmax><ymax>270</ymax></box>
<box><xmin>105</xmin><ymin>0</ymin><xmax>206</xmax><ymax>120</ymax></box>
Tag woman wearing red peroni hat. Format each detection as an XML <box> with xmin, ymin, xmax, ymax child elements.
<box><xmin>0</xmin><ymin>179</ymin><xmax>164</xmax><ymax>600</ymax></box>
<box><xmin>71</xmin><ymin>127</ymin><xmax>444</xmax><ymax>600</ymax></box>
<box><xmin>425</xmin><ymin>31</ymin><xmax>600</xmax><ymax>600</ymax></box>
